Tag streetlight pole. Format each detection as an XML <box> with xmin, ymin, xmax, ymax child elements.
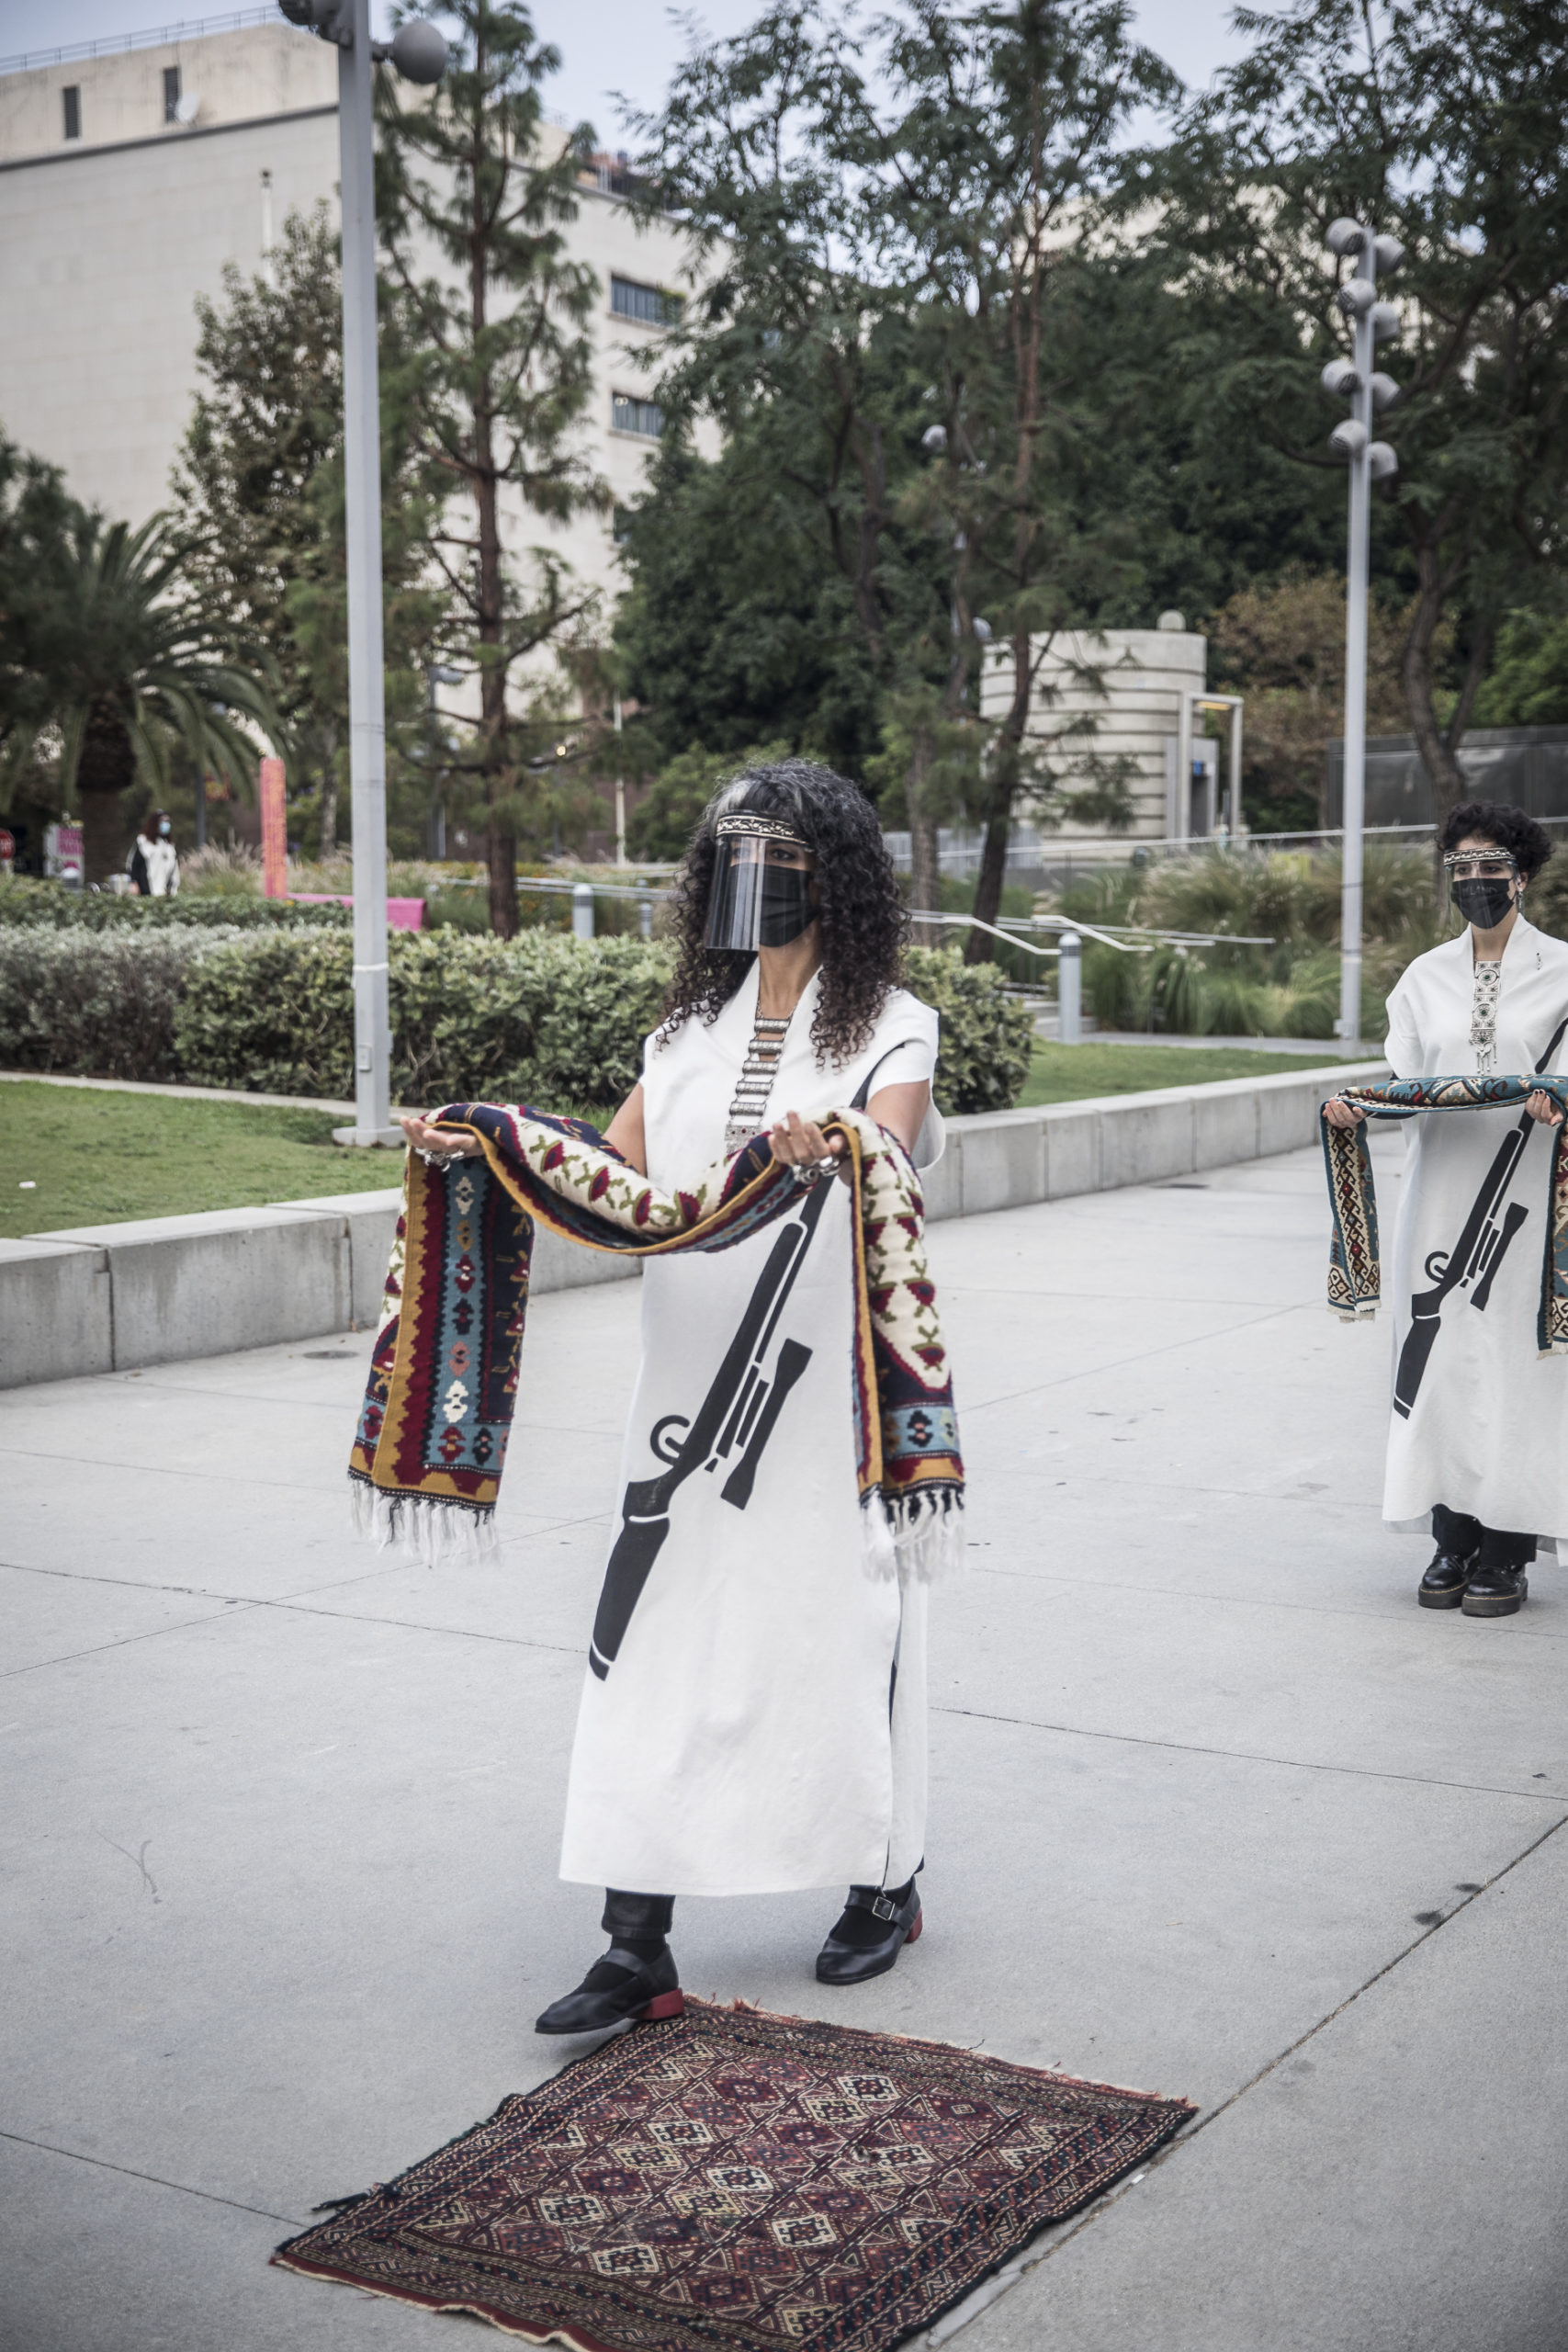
<box><xmin>277</xmin><ymin>1</ymin><xmax>446</xmax><ymax>1143</ymax></box>
<box><xmin>1321</xmin><ymin>219</ymin><xmax>1403</xmax><ymax>1047</ymax></box>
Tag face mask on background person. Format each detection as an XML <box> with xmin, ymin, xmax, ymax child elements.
<box><xmin>1450</xmin><ymin>870</ymin><xmax>1516</xmax><ymax>929</ymax></box>
<box><xmin>158</xmin><ymin>820</ymin><xmax>172</xmax><ymax>840</ymax></box>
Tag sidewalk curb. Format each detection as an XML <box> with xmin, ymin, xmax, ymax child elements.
<box><xmin>0</xmin><ymin>1061</ymin><xmax>1382</xmax><ymax>1388</ymax></box>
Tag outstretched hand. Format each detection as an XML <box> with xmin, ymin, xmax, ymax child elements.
<box><xmin>1527</xmin><ymin>1091</ymin><xmax>1565</xmax><ymax>1127</ymax></box>
<box><xmin>769</xmin><ymin>1110</ymin><xmax>850</xmax><ymax>1182</ymax></box>
<box><xmin>1323</xmin><ymin>1098</ymin><xmax>1367</xmax><ymax>1130</ymax></box>
<box><xmin>400</xmin><ymin>1112</ymin><xmax>483</xmax><ymax>1159</ymax></box>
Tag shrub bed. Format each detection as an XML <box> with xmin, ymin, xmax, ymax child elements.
<box><xmin>0</xmin><ymin>924</ymin><xmax>1033</xmax><ymax>1116</ymax></box>
<box><xmin>0</xmin><ymin>878</ymin><xmax>349</xmax><ymax>930</ymax></box>
<box><xmin>175</xmin><ymin>931</ymin><xmax>676</xmax><ymax>1106</ymax></box>
<box><xmin>903</xmin><ymin>945</ymin><xmax>1034</xmax><ymax>1114</ymax></box>
<box><xmin>0</xmin><ymin>925</ymin><xmax>243</xmax><ymax>1081</ymax></box>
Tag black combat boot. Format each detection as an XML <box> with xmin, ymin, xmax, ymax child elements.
<box><xmin>535</xmin><ymin>1891</ymin><xmax>682</xmax><ymax>2035</ymax></box>
<box><xmin>1417</xmin><ymin>1548</ymin><xmax>1473</xmax><ymax>1609</ymax></box>
<box><xmin>1461</xmin><ymin>1560</ymin><xmax>1529</xmax><ymax>1618</ymax></box>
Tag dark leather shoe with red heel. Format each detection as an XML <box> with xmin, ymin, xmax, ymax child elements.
<box><xmin>534</xmin><ymin>1943</ymin><xmax>684</xmax><ymax>2035</ymax></box>
<box><xmin>816</xmin><ymin>1880</ymin><xmax>922</xmax><ymax>1986</ymax></box>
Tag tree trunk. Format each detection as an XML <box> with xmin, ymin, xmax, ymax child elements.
<box><xmin>486</xmin><ymin>787</ymin><xmax>519</xmax><ymax>939</ymax></box>
<box><xmin>964</xmin><ymin>772</ymin><xmax>1014</xmax><ymax>962</ymax></box>
<box><xmin>966</xmin><ymin>649</ymin><xmax>1029</xmax><ymax>960</ymax></box>
<box><xmin>78</xmin><ymin>790</ymin><xmax>128</xmax><ymax>888</ymax></box>
<box><xmin>75</xmin><ymin>689</ymin><xmax>136</xmax><ymax>886</ymax></box>
<box><xmin>319</xmin><ymin>728</ymin><xmax>338</xmax><ymax>858</ymax></box>
<box><xmin>906</xmin><ymin>729</ymin><xmax>941</xmax><ymax>917</ymax></box>
<box><xmin>1402</xmin><ymin>544</ymin><xmax>1491</xmax><ymax>910</ymax></box>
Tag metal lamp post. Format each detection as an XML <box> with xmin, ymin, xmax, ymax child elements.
<box><xmin>1321</xmin><ymin>218</ymin><xmax>1403</xmax><ymax>1048</ymax></box>
<box><xmin>277</xmin><ymin>1</ymin><xmax>447</xmax><ymax>1142</ymax></box>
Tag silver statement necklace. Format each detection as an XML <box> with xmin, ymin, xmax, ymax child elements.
<box><xmin>1471</xmin><ymin>957</ymin><xmax>1502</xmax><ymax>1075</ymax></box>
<box><xmin>725</xmin><ymin>1005</ymin><xmax>793</xmax><ymax>1156</ymax></box>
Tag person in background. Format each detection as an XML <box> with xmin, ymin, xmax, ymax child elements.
<box><xmin>1325</xmin><ymin>801</ymin><xmax>1568</xmax><ymax>1619</ymax></box>
<box><xmin>128</xmin><ymin>811</ymin><xmax>179</xmax><ymax>898</ymax></box>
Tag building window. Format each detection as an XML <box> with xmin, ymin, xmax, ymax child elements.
<box><xmin>164</xmin><ymin>66</ymin><xmax>182</xmax><ymax>123</ymax></box>
<box><xmin>611</xmin><ymin>276</ymin><xmax>682</xmax><ymax>328</ymax></box>
<box><xmin>612</xmin><ymin>393</ymin><xmax>663</xmax><ymax>439</ymax></box>
<box><xmin>62</xmin><ymin>85</ymin><xmax>81</xmax><ymax>141</ymax></box>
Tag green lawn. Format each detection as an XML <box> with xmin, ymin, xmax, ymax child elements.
<box><xmin>2</xmin><ymin>1048</ymin><xmax>1368</xmax><ymax>1237</ymax></box>
<box><xmin>0</xmin><ymin>1081</ymin><xmax>402</xmax><ymax>1240</ymax></box>
<box><xmin>1014</xmin><ymin>1040</ymin><xmax>1362</xmax><ymax>1108</ymax></box>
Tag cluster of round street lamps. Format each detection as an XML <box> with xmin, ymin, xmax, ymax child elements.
<box><xmin>1319</xmin><ymin>217</ymin><xmax>1404</xmax><ymax>1048</ymax></box>
<box><xmin>278</xmin><ymin>0</ymin><xmax>447</xmax><ymax>84</ymax></box>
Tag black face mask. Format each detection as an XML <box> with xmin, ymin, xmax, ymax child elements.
<box><xmin>757</xmin><ymin>864</ymin><xmax>816</xmax><ymax>946</ymax></box>
<box><xmin>1451</xmin><ymin>874</ymin><xmax>1516</xmax><ymax>929</ymax></box>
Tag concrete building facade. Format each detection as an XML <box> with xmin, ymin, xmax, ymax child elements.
<box><xmin>0</xmin><ymin>11</ymin><xmax>699</xmax><ymax>637</ymax></box>
<box><xmin>978</xmin><ymin>616</ymin><xmax>1241</xmax><ymax>865</ymax></box>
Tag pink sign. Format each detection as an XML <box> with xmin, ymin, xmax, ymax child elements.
<box><xmin>259</xmin><ymin>756</ymin><xmax>288</xmax><ymax>898</ymax></box>
<box><xmin>290</xmin><ymin>894</ymin><xmax>426</xmax><ymax>931</ymax></box>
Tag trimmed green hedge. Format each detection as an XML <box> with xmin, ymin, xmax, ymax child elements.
<box><xmin>175</xmin><ymin>932</ymin><xmax>676</xmax><ymax>1107</ymax></box>
<box><xmin>0</xmin><ymin>925</ymin><xmax>249</xmax><ymax>1081</ymax></box>
<box><xmin>0</xmin><ymin>877</ymin><xmax>349</xmax><ymax>929</ymax></box>
<box><xmin>904</xmin><ymin>945</ymin><xmax>1034</xmax><ymax>1115</ymax></box>
<box><xmin>0</xmin><ymin>924</ymin><xmax>1033</xmax><ymax>1116</ymax></box>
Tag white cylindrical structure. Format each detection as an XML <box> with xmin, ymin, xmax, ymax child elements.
<box><xmin>572</xmin><ymin>881</ymin><xmax>595</xmax><ymax>939</ymax></box>
<box><xmin>1058</xmin><ymin>930</ymin><xmax>1082</xmax><ymax>1046</ymax></box>
<box><xmin>1338</xmin><ymin>238</ymin><xmax>1378</xmax><ymax>1050</ymax></box>
<box><xmin>338</xmin><ymin>5</ymin><xmax>392</xmax><ymax>1141</ymax></box>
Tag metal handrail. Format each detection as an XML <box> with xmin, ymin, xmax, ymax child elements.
<box><xmin>908</xmin><ymin>910</ymin><xmax>1139</xmax><ymax>956</ymax></box>
<box><xmin>1003</xmin><ymin>913</ymin><xmax>1277</xmax><ymax>947</ymax></box>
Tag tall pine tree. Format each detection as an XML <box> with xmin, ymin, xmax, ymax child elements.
<box><xmin>377</xmin><ymin>1</ymin><xmax>604</xmax><ymax>935</ymax></box>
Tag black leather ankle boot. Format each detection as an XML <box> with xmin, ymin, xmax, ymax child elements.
<box><xmin>816</xmin><ymin>1874</ymin><xmax>922</xmax><ymax>1986</ymax></box>
<box><xmin>1461</xmin><ymin>1560</ymin><xmax>1528</xmax><ymax>1618</ymax></box>
<box><xmin>535</xmin><ymin>1891</ymin><xmax>682</xmax><ymax>2035</ymax></box>
<box><xmin>1418</xmin><ymin>1548</ymin><xmax>1473</xmax><ymax>1609</ymax></box>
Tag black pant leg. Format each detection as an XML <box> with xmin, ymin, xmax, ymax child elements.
<box><xmin>1432</xmin><ymin>1505</ymin><xmax>1483</xmax><ymax>1557</ymax></box>
<box><xmin>603</xmin><ymin>1890</ymin><xmax>674</xmax><ymax>1941</ymax></box>
<box><xmin>1476</xmin><ymin>1524</ymin><xmax>1537</xmax><ymax>1570</ymax></box>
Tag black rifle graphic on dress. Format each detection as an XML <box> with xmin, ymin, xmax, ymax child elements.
<box><xmin>1393</xmin><ymin>1015</ymin><xmax>1568</xmax><ymax>1419</ymax></box>
<box><xmin>587</xmin><ymin>1175</ymin><xmax>831</xmax><ymax>1679</ymax></box>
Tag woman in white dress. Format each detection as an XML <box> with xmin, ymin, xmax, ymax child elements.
<box><xmin>407</xmin><ymin>762</ymin><xmax>946</xmax><ymax>2032</ymax></box>
<box><xmin>1325</xmin><ymin>802</ymin><xmax>1568</xmax><ymax>1618</ymax></box>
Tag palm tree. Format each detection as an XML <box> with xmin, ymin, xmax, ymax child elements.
<box><xmin>11</xmin><ymin>510</ymin><xmax>281</xmax><ymax>884</ymax></box>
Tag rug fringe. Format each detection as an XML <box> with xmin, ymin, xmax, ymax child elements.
<box><xmin>349</xmin><ymin>1477</ymin><xmax>498</xmax><ymax>1569</ymax></box>
<box><xmin>862</xmin><ymin>1488</ymin><xmax>965</xmax><ymax>1585</ymax></box>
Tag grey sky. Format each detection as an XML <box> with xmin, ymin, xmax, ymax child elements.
<box><xmin>0</xmin><ymin>1</ymin><xmax>1248</xmax><ymax>135</ymax></box>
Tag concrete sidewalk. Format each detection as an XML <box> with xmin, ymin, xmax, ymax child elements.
<box><xmin>6</xmin><ymin>1132</ymin><xmax>1568</xmax><ymax>2351</ymax></box>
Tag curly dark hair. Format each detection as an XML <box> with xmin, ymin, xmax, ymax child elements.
<box><xmin>658</xmin><ymin>759</ymin><xmax>905</xmax><ymax>1065</ymax></box>
<box><xmin>1440</xmin><ymin>800</ymin><xmax>1554</xmax><ymax>881</ymax></box>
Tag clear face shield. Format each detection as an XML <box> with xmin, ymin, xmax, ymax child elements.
<box><xmin>703</xmin><ymin>825</ymin><xmax>818</xmax><ymax>951</ymax></box>
<box><xmin>1445</xmin><ymin>847</ymin><xmax>1519</xmax><ymax>930</ymax></box>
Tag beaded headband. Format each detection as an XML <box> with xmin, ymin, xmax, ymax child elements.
<box><xmin>715</xmin><ymin>813</ymin><xmax>810</xmax><ymax>850</ymax></box>
<box><xmin>1443</xmin><ymin>850</ymin><xmax>1517</xmax><ymax>870</ymax></box>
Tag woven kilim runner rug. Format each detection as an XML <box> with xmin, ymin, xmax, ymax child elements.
<box><xmin>272</xmin><ymin>1999</ymin><xmax>1192</xmax><ymax>2350</ymax></box>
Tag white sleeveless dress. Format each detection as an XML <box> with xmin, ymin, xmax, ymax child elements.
<box><xmin>558</xmin><ymin>966</ymin><xmax>942</xmax><ymax>1897</ymax></box>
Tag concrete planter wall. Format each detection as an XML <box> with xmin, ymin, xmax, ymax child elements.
<box><xmin>919</xmin><ymin>1059</ymin><xmax>1384</xmax><ymax>1221</ymax></box>
<box><xmin>1</xmin><ymin>1060</ymin><xmax>1382</xmax><ymax>1389</ymax></box>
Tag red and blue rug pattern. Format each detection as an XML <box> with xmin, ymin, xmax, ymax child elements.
<box><xmin>273</xmin><ymin>1999</ymin><xmax>1192</xmax><ymax>2350</ymax></box>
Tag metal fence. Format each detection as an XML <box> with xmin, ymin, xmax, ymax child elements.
<box><xmin>1325</xmin><ymin>727</ymin><xmax>1568</xmax><ymax>831</ymax></box>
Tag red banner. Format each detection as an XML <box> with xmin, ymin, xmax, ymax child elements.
<box><xmin>259</xmin><ymin>756</ymin><xmax>287</xmax><ymax>899</ymax></box>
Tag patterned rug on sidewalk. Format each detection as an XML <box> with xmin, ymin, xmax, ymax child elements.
<box><xmin>272</xmin><ymin>2000</ymin><xmax>1192</xmax><ymax>2351</ymax></box>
